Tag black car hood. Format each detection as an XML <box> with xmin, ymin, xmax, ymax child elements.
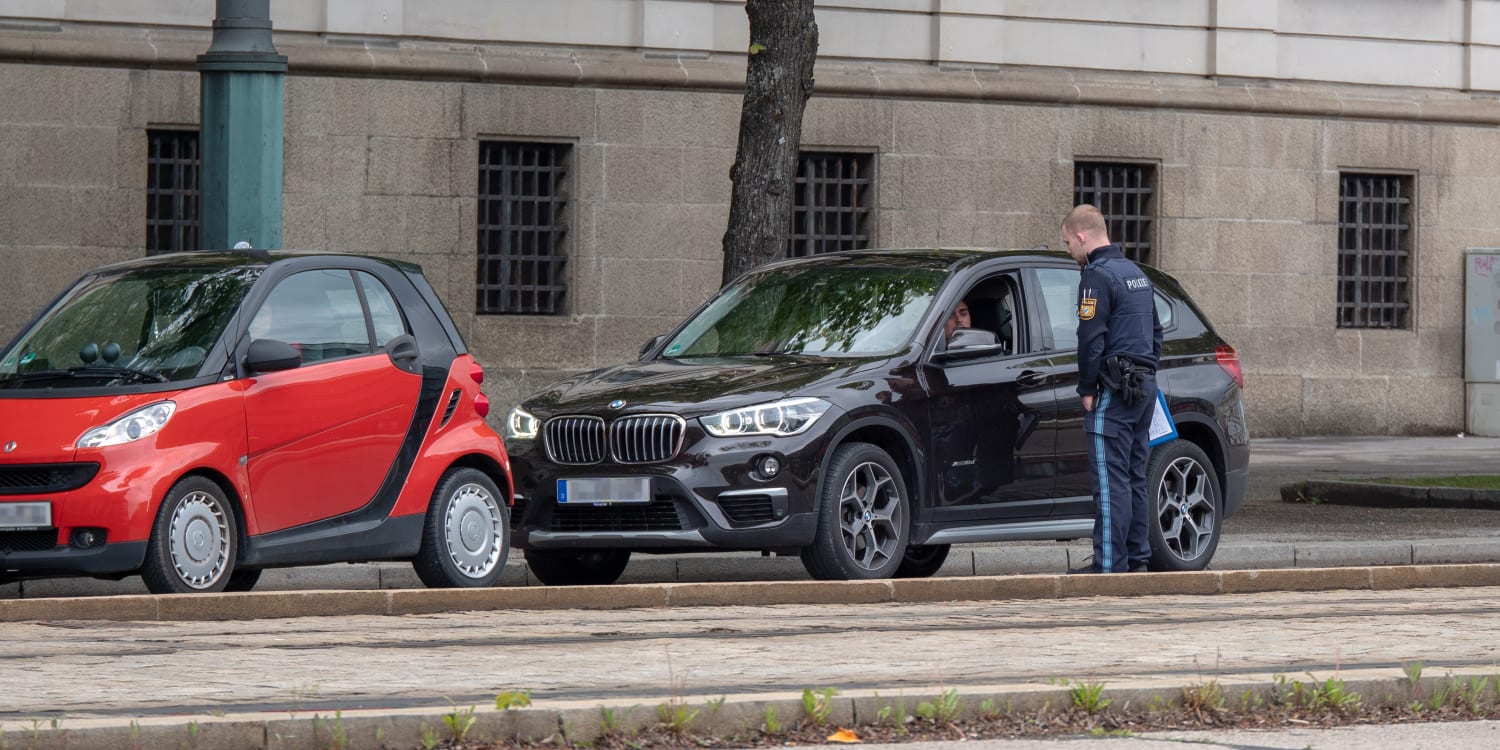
<box><xmin>523</xmin><ymin>356</ymin><xmax>868</xmax><ymax>416</ymax></box>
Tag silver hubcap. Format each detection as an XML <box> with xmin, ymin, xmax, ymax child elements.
<box><xmin>1156</xmin><ymin>456</ymin><xmax>1216</xmax><ymax>561</ymax></box>
<box><xmin>443</xmin><ymin>482</ymin><xmax>503</xmax><ymax>578</ymax></box>
<box><xmin>837</xmin><ymin>461</ymin><xmax>904</xmax><ymax>572</ymax></box>
<box><xmin>168</xmin><ymin>491</ymin><xmax>230</xmax><ymax>589</ymax></box>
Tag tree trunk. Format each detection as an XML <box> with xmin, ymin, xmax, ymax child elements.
<box><xmin>720</xmin><ymin>0</ymin><xmax>819</xmax><ymax>287</ymax></box>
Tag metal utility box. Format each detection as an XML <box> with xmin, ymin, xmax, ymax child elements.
<box><xmin>1466</xmin><ymin>249</ymin><xmax>1500</xmax><ymax>436</ymax></box>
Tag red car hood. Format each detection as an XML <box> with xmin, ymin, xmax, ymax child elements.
<box><xmin>0</xmin><ymin>393</ymin><xmax>178</xmax><ymax>462</ymax></box>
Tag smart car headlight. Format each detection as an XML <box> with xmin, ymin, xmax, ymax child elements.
<box><xmin>506</xmin><ymin>406</ymin><xmax>540</xmax><ymax>440</ymax></box>
<box><xmin>77</xmin><ymin>401</ymin><xmax>176</xmax><ymax>448</ymax></box>
<box><xmin>700</xmin><ymin>397</ymin><xmax>830</xmax><ymax>438</ymax></box>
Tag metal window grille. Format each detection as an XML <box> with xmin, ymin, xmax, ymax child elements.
<box><xmin>146</xmin><ymin>130</ymin><xmax>200</xmax><ymax>255</ymax></box>
<box><xmin>477</xmin><ymin>142</ymin><xmax>570</xmax><ymax>315</ymax></box>
<box><xmin>1338</xmin><ymin>174</ymin><xmax>1411</xmax><ymax>329</ymax></box>
<box><xmin>1073</xmin><ymin>162</ymin><xmax>1154</xmax><ymax>265</ymax></box>
<box><xmin>787</xmin><ymin>152</ymin><xmax>872</xmax><ymax>258</ymax></box>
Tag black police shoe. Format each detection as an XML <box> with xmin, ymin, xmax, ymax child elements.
<box><xmin>1066</xmin><ymin>564</ymin><xmax>1102</xmax><ymax>574</ymax></box>
<box><xmin>1129</xmin><ymin>562</ymin><xmax>1150</xmax><ymax>573</ymax></box>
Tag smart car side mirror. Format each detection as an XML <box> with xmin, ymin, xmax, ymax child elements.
<box><xmin>640</xmin><ymin>335</ymin><xmax>665</xmax><ymax>360</ymax></box>
<box><xmin>245</xmin><ymin>338</ymin><xmax>302</xmax><ymax>373</ymax></box>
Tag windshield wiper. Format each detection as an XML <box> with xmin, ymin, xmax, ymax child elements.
<box><xmin>0</xmin><ymin>366</ymin><xmax>168</xmax><ymax>386</ymax></box>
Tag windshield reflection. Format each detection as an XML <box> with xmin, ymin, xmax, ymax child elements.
<box><xmin>0</xmin><ymin>265</ymin><xmax>261</xmax><ymax>388</ymax></box>
<box><xmin>662</xmin><ymin>266</ymin><xmax>944</xmax><ymax>358</ymax></box>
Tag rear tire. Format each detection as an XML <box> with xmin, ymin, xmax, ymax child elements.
<box><xmin>524</xmin><ymin>548</ymin><xmax>631</xmax><ymax>586</ymax></box>
<box><xmin>141</xmin><ymin>476</ymin><xmax>238</xmax><ymax>594</ymax></box>
<box><xmin>1146</xmin><ymin>439</ymin><xmax>1222</xmax><ymax>572</ymax></box>
<box><xmin>413</xmin><ymin>468</ymin><xmax>510</xmax><ymax>588</ymax></box>
<box><xmin>894</xmin><ymin>544</ymin><xmax>950</xmax><ymax>578</ymax></box>
<box><xmin>800</xmin><ymin>442</ymin><xmax>910</xmax><ymax>580</ymax></box>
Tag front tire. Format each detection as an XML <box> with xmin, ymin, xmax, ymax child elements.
<box><xmin>524</xmin><ymin>548</ymin><xmax>631</xmax><ymax>586</ymax></box>
<box><xmin>140</xmin><ymin>476</ymin><xmax>238</xmax><ymax>594</ymax></box>
<box><xmin>413</xmin><ymin>468</ymin><xmax>510</xmax><ymax>588</ymax></box>
<box><xmin>1147</xmin><ymin>439</ymin><xmax>1222</xmax><ymax>572</ymax></box>
<box><xmin>801</xmin><ymin>442</ymin><xmax>911</xmax><ymax>580</ymax></box>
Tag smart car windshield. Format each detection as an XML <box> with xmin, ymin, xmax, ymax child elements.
<box><xmin>661</xmin><ymin>265</ymin><xmax>945</xmax><ymax>358</ymax></box>
<box><xmin>0</xmin><ymin>264</ymin><xmax>262</xmax><ymax>388</ymax></box>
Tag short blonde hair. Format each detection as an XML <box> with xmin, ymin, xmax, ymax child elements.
<box><xmin>1062</xmin><ymin>204</ymin><xmax>1108</xmax><ymax>236</ymax></box>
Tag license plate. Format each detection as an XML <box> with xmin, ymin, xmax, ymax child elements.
<box><xmin>0</xmin><ymin>502</ymin><xmax>52</xmax><ymax>529</ymax></box>
<box><xmin>557</xmin><ymin>477</ymin><xmax>651</xmax><ymax>505</ymax></box>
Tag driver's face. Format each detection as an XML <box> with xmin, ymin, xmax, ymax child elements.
<box><xmin>944</xmin><ymin>301</ymin><xmax>971</xmax><ymax>337</ymax></box>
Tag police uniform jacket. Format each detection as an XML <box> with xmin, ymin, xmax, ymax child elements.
<box><xmin>1075</xmin><ymin>244</ymin><xmax>1163</xmax><ymax>397</ymax></box>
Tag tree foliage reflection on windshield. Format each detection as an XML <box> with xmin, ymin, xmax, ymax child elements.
<box><xmin>662</xmin><ymin>265</ymin><xmax>944</xmax><ymax>358</ymax></box>
<box><xmin>0</xmin><ymin>266</ymin><xmax>262</xmax><ymax>387</ymax></box>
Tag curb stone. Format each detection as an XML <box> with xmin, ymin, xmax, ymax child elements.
<box><xmin>1281</xmin><ymin>479</ymin><xmax>1500</xmax><ymax>510</ymax></box>
<box><xmin>9</xmin><ymin>668</ymin><xmax>1498</xmax><ymax>750</ymax></box>
<box><xmin>8</xmin><ymin>562</ymin><xmax>1500</xmax><ymax>623</ymax></box>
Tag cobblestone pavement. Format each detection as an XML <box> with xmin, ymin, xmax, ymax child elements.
<box><xmin>6</xmin><ymin>585</ymin><xmax>1499</xmax><ymax>721</ymax></box>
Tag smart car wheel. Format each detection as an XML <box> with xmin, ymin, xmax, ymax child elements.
<box><xmin>524</xmin><ymin>548</ymin><xmax>631</xmax><ymax>586</ymax></box>
<box><xmin>894</xmin><ymin>544</ymin><xmax>950</xmax><ymax>578</ymax></box>
<box><xmin>801</xmin><ymin>442</ymin><xmax>910</xmax><ymax>580</ymax></box>
<box><xmin>140</xmin><ymin>476</ymin><xmax>238</xmax><ymax>594</ymax></box>
<box><xmin>414</xmin><ymin>468</ymin><xmax>510</xmax><ymax>588</ymax></box>
<box><xmin>1147</xmin><ymin>439</ymin><xmax>1223</xmax><ymax>572</ymax></box>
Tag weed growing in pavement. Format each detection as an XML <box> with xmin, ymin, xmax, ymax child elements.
<box><xmin>760</xmin><ymin>705</ymin><xmax>780</xmax><ymax>734</ymax></box>
<box><xmin>800</xmin><ymin>687</ymin><xmax>838</xmax><ymax>726</ymax></box>
<box><xmin>915</xmin><ymin>688</ymin><xmax>961</xmax><ymax>723</ymax></box>
<box><xmin>599</xmin><ymin>705</ymin><xmax>639</xmax><ymax>738</ymax></box>
<box><xmin>184</xmin><ymin>719</ymin><xmax>199</xmax><ymax>749</ymax></box>
<box><xmin>1182</xmin><ymin>678</ymin><xmax>1226</xmax><ymax>719</ymax></box>
<box><xmin>655</xmin><ymin>699</ymin><xmax>698</xmax><ymax>736</ymax></box>
<box><xmin>704</xmin><ymin>695</ymin><xmax>726</xmax><ymax>715</ymax></box>
<box><xmin>418</xmin><ymin>722</ymin><xmax>440</xmax><ymax>750</ymax></box>
<box><xmin>496</xmin><ymin>690</ymin><xmax>533</xmax><ymax>710</ymax></box>
<box><xmin>442</xmin><ymin>702</ymin><xmax>479</xmax><ymax>743</ymax></box>
<box><xmin>1068</xmin><ymin>680</ymin><xmax>1111</xmax><ymax>715</ymax></box>
<box><xmin>312</xmin><ymin>709</ymin><xmax>347</xmax><ymax>750</ymax></box>
<box><xmin>978</xmin><ymin>697</ymin><xmax>1000</xmax><ymax>720</ymax></box>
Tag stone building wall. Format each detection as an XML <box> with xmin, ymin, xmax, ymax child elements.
<box><xmin>4</xmin><ymin>1</ymin><xmax>1500</xmax><ymax>435</ymax></box>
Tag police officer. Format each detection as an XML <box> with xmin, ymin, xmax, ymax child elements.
<box><xmin>1060</xmin><ymin>204</ymin><xmax>1162</xmax><ymax>574</ymax></box>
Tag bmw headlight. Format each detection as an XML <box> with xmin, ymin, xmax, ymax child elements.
<box><xmin>700</xmin><ymin>397</ymin><xmax>830</xmax><ymax>438</ymax></box>
<box><xmin>507</xmin><ymin>406</ymin><xmax>540</xmax><ymax>440</ymax></box>
<box><xmin>77</xmin><ymin>402</ymin><xmax>176</xmax><ymax>448</ymax></box>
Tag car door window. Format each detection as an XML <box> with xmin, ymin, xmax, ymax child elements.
<box><xmin>1034</xmin><ymin>267</ymin><xmax>1082</xmax><ymax>351</ymax></box>
<box><xmin>356</xmin><ymin>271</ymin><xmax>408</xmax><ymax>348</ymax></box>
<box><xmin>250</xmin><ymin>270</ymin><xmax>371</xmax><ymax>364</ymax></box>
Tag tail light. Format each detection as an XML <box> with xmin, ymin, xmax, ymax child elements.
<box><xmin>470</xmin><ymin>360</ymin><xmax>490</xmax><ymax>417</ymax></box>
<box><xmin>1215</xmin><ymin>344</ymin><xmax>1244</xmax><ymax>388</ymax></box>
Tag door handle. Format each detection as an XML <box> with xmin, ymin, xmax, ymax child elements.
<box><xmin>1016</xmin><ymin>370</ymin><xmax>1046</xmax><ymax>387</ymax></box>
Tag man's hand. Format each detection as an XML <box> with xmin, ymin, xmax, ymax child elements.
<box><xmin>1082</xmin><ymin>394</ymin><xmax>1095</xmax><ymax>412</ymax></box>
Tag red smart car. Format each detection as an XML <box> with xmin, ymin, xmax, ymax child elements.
<box><xmin>0</xmin><ymin>251</ymin><xmax>511</xmax><ymax>594</ymax></box>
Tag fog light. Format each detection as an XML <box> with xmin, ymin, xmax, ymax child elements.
<box><xmin>755</xmin><ymin>455</ymin><xmax>781</xmax><ymax>480</ymax></box>
<box><xmin>70</xmin><ymin>528</ymin><xmax>107</xmax><ymax>549</ymax></box>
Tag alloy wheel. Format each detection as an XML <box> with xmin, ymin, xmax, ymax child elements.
<box><xmin>1156</xmin><ymin>455</ymin><xmax>1216</xmax><ymax>562</ymax></box>
<box><xmin>837</xmin><ymin>461</ymin><xmax>905</xmax><ymax>572</ymax></box>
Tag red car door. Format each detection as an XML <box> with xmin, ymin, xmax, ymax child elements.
<box><xmin>240</xmin><ymin>269</ymin><xmax>420</xmax><ymax>532</ymax></box>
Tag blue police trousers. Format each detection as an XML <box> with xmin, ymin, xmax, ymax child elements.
<box><xmin>1084</xmin><ymin>373</ymin><xmax>1156</xmax><ymax>573</ymax></box>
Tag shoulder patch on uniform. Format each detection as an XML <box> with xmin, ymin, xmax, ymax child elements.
<box><xmin>1078</xmin><ymin>296</ymin><xmax>1097</xmax><ymax>320</ymax></box>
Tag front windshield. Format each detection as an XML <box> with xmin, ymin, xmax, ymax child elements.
<box><xmin>661</xmin><ymin>265</ymin><xmax>945</xmax><ymax>358</ymax></box>
<box><xmin>0</xmin><ymin>264</ymin><xmax>262</xmax><ymax>388</ymax></box>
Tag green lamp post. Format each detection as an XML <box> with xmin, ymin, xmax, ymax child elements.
<box><xmin>197</xmin><ymin>0</ymin><xmax>286</xmax><ymax>250</ymax></box>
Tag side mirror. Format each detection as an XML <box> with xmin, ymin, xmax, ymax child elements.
<box><xmin>640</xmin><ymin>335</ymin><xmax>665</xmax><ymax>360</ymax></box>
<box><xmin>932</xmin><ymin>328</ymin><xmax>1004</xmax><ymax>363</ymax></box>
<box><xmin>246</xmin><ymin>338</ymin><xmax>302</xmax><ymax>373</ymax></box>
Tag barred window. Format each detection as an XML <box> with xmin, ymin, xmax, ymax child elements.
<box><xmin>1073</xmin><ymin>162</ymin><xmax>1154</xmax><ymax>265</ymax></box>
<box><xmin>146</xmin><ymin>130</ymin><xmax>200</xmax><ymax>255</ymax></box>
<box><xmin>1338</xmin><ymin>173</ymin><xmax>1412</xmax><ymax>329</ymax></box>
<box><xmin>477</xmin><ymin>142</ymin><xmax>570</xmax><ymax>315</ymax></box>
<box><xmin>786</xmin><ymin>152</ymin><xmax>872</xmax><ymax>258</ymax></box>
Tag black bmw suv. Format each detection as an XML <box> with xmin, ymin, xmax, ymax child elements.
<box><xmin>505</xmin><ymin>249</ymin><xmax>1249</xmax><ymax>585</ymax></box>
